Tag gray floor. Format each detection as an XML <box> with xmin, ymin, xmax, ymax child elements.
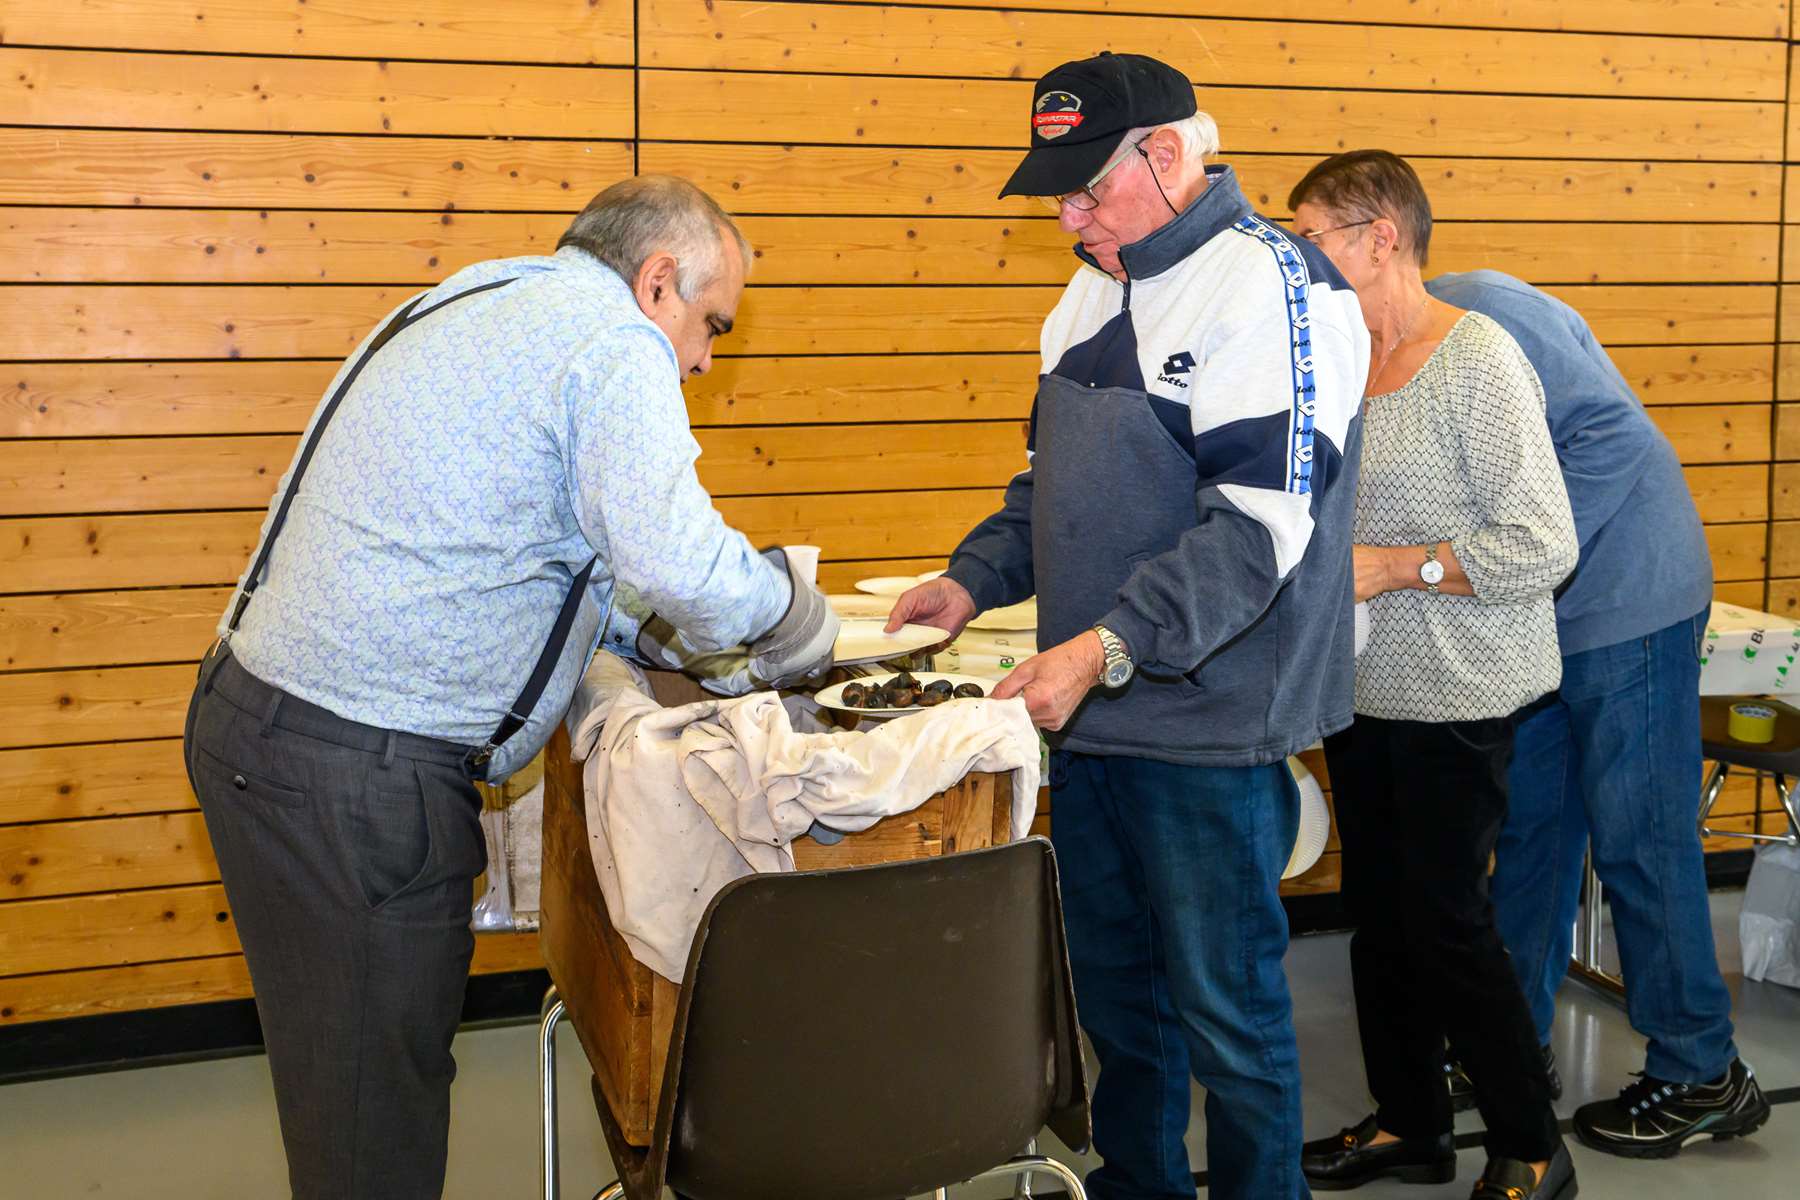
<box><xmin>1</xmin><ymin>892</ymin><xmax>1794</xmax><ymax>1199</ymax></box>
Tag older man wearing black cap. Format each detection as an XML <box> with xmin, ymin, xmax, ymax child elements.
<box><xmin>889</xmin><ymin>53</ymin><xmax>1369</xmax><ymax>1199</ymax></box>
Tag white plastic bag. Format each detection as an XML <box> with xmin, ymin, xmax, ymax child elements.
<box><xmin>471</xmin><ymin>779</ymin><xmax>545</xmax><ymax>933</ymax></box>
<box><xmin>1740</xmin><ymin>842</ymin><xmax>1800</xmax><ymax>989</ymax></box>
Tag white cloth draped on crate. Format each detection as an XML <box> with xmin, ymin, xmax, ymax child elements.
<box><xmin>566</xmin><ymin>652</ymin><xmax>1042</xmax><ymax>981</ymax></box>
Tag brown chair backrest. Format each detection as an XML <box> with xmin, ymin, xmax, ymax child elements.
<box><xmin>605</xmin><ymin>836</ymin><xmax>1089</xmax><ymax>1200</ymax></box>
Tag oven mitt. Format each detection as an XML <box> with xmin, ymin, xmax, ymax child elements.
<box><xmin>632</xmin><ymin>548</ymin><xmax>839</xmax><ymax>695</ymax></box>
<box><xmin>746</xmin><ymin>546</ymin><xmax>839</xmax><ymax>687</ymax></box>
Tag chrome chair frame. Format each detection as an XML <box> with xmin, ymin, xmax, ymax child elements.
<box><xmin>1697</xmin><ymin>760</ymin><xmax>1800</xmax><ymax>849</ymax></box>
<box><xmin>540</xmin><ymin>986</ymin><xmax>566</xmax><ymax>1200</ymax></box>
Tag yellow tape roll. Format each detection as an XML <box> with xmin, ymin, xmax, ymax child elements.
<box><xmin>1729</xmin><ymin>702</ymin><xmax>1777</xmax><ymax>744</ymax></box>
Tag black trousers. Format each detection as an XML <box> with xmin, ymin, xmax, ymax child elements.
<box><xmin>184</xmin><ymin>646</ymin><xmax>487</xmax><ymax>1200</ymax></box>
<box><xmin>1324</xmin><ymin>713</ymin><xmax>1561</xmax><ymax>1164</ymax></box>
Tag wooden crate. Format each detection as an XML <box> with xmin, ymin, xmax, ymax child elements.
<box><xmin>538</xmin><ymin>675</ymin><xmax>1015</xmax><ymax>1147</ymax></box>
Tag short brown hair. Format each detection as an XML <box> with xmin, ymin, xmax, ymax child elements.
<box><xmin>1287</xmin><ymin>150</ymin><xmax>1433</xmax><ymax>266</ymax></box>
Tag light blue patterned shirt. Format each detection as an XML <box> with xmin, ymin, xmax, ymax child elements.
<box><xmin>224</xmin><ymin>247</ymin><xmax>790</xmax><ymax>780</ymax></box>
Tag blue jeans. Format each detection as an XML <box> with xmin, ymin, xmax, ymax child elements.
<box><xmin>1049</xmin><ymin>751</ymin><xmax>1308</xmax><ymax>1200</ymax></box>
<box><xmin>1492</xmin><ymin>608</ymin><xmax>1737</xmax><ymax>1083</ymax></box>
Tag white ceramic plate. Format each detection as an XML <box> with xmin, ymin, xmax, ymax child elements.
<box><xmin>815</xmin><ymin>672</ymin><xmax>993</xmax><ymax>718</ymax></box>
<box><xmin>832</xmin><ymin>620</ymin><xmax>946</xmax><ymax>666</ymax></box>
<box><xmin>950</xmin><ymin>629</ymin><xmax>1034</xmax><ymax>655</ymax></box>
<box><xmin>853</xmin><ymin>576</ymin><xmax>921</xmax><ymax>597</ymax></box>
<box><xmin>827</xmin><ymin>593</ymin><xmax>898</xmax><ymax>620</ymax></box>
<box><xmin>919</xmin><ymin>568</ymin><xmax>946</xmax><ymax>580</ymax></box>
<box><xmin>965</xmin><ymin>598</ymin><xmax>1038</xmax><ymax>631</ymax></box>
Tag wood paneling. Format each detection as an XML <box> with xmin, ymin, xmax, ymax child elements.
<box><xmin>0</xmin><ymin>811</ymin><xmax>217</xmax><ymax>901</ymax></box>
<box><xmin>650</xmin><ymin>144</ymin><xmax>1783</xmax><ymax>221</ymax></box>
<box><xmin>0</xmin><ymin>350</ymin><xmax>1769</xmax><ymax>444</ymax></box>
<box><xmin>0</xmin><ymin>436</ymin><xmax>299</xmax><ymax>517</ymax></box>
<box><xmin>0</xmin><ymin>512</ymin><xmax>266</xmax><ymax>596</ymax></box>
<box><xmin>1</xmin><ymin>0</ymin><xmax>1785</xmax><ymax>1027</ymax></box>
<box><xmin>0</xmin><ymin>664</ymin><xmax>195</xmax><ymax>750</ymax></box>
<box><xmin>1709</xmin><ymin>523</ymin><xmax>1771</xmax><ymax>581</ymax></box>
<box><xmin>1650</xmin><ymin>404</ymin><xmax>1773</xmax><ymax>463</ymax></box>
<box><xmin>1</xmin><ymin>48</ymin><xmax>634</xmax><ymax>137</ymax></box>
<box><xmin>0</xmin><ymin>739</ymin><xmax>193</xmax><ymax>826</ymax></box>
<box><xmin>1610</xmin><ymin>345</ymin><xmax>1775</xmax><ymax>407</ymax></box>
<box><xmin>0</xmin><ymin>883</ymin><xmax>239</xmax><ymax>977</ymax></box>
<box><xmin>0</xmin><ymin>588</ymin><xmax>229</xmax><ymax>672</ymax></box>
<box><xmin>640</xmin><ymin>71</ymin><xmax>1783</xmax><ymax>161</ymax></box>
<box><xmin>0</xmin><ymin>430</ymin><xmax>1027</xmax><ymax>515</ymax></box>
<box><xmin>0</xmin><ymin>129</ymin><xmax>632</xmax><ymax>209</ymax></box>
<box><xmin>6</xmin><ymin>283</ymin><xmax>1759</xmax><ymax>362</ymax></box>
<box><xmin>0</xmin><ymin>933</ymin><xmax>540</xmax><ymax>1026</ymax></box>
<box><xmin>0</xmin><ymin>955</ymin><xmax>252</xmax><ymax>1025</ymax></box>
<box><xmin>0</xmin><ymin>0</ymin><xmax>636</xmax><ymax>64</ymax></box>
<box><xmin>6</xmin><ymin>211</ymin><xmax>1779</xmax><ymax>287</ymax></box>
<box><xmin>1</xmin><ymin>362</ymin><xmax>337</xmax><ymax>438</ymax></box>
<box><xmin>730</xmin><ymin>0</ymin><xmax>1791</xmax><ymax>40</ymax></box>
<box><xmin>1777</xmin><ymin>403</ymin><xmax>1800</xmax><ymax>457</ymax></box>
<box><xmin>0</xmin><ymin>494</ymin><xmax>1007</xmax><ymax>596</ymax></box>
<box><xmin>642</xmin><ymin>0</ymin><xmax>1785</xmax><ymax>100</ymax></box>
<box><xmin>2</xmin><ymin>435</ymin><xmax>1767</xmax><ymax>521</ymax></box>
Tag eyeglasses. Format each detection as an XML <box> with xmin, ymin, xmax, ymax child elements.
<box><xmin>1298</xmin><ymin>219</ymin><xmax>1374</xmax><ymax>243</ymax></box>
<box><xmin>1037</xmin><ymin>138</ymin><xmax>1148</xmax><ymax>213</ymax></box>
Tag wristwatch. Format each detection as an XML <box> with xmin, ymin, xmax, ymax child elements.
<box><xmin>1093</xmin><ymin>624</ymin><xmax>1135</xmax><ymax>688</ymax></box>
<box><xmin>1419</xmin><ymin>544</ymin><xmax>1445</xmax><ymax>595</ymax></box>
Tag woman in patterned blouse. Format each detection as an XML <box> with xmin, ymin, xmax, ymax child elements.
<box><xmin>1287</xmin><ymin>151</ymin><xmax>1580</xmax><ymax>1200</ymax></box>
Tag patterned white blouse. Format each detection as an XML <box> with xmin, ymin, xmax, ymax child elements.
<box><xmin>1354</xmin><ymin>311</ymin><xmax>1579</xmax><ymax>722</ymax></box>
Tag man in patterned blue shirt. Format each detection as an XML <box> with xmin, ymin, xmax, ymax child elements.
<box><xmin>182</xmin><ymin>175</ymin><xmax>836</xmax><ymax>1199</ymax></box>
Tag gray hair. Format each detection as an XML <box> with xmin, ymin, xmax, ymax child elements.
<box><xmin>1126</xmin><ymin>112</ymin><xmax>1221</xmax><ymax>163</ymax></box>
<box><xmin>557</xmin><ymin>175</ymin><xmax>753</xmax><ymax>301</ymax></box>
<box><xmin>1286</xmin><ymin>150</ymin><xmax>1434</xmax><ymax>265</ymax></box>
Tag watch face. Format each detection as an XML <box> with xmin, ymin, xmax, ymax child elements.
<box><xmin>1104</xmin><ymin>659</ymin><xmax>1134</xmax><ymax>688</ymax></box>
<box><xmin>1420</xmin><ymin>560</ymin><xmax>1446</xmax><ymax>585</ymax></box>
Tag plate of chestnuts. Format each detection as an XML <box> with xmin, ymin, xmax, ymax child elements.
<box><xmin>814</xmin><ymin>671</ymin><xmax>990</xmax><ymax>718</ymax></box>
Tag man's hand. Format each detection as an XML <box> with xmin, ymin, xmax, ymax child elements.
<box><xmin>884</xmin><ymin>576</ymin><xmax>978</xmax><ymax>640</ymax></box>
<box><xmin>991</xmin><ymin>631</ymin><xmax>1105</xmax><ymax>731</ymax></box>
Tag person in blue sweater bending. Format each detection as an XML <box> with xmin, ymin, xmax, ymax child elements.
<box><xmin>1427</xmin><ymin>269</ymin><xmax>1771</xmax><ymax>1158</ymax></box>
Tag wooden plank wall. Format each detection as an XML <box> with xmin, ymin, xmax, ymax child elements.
<box><xmin>0</xmin><ymin>1</ymin><xmax>638</xmax><ymax>1026</ymax></box>
<box><xmin>0</xmin><ymin>0</ymin><xmax>1791</xmax><ymax>1025</ymax></box>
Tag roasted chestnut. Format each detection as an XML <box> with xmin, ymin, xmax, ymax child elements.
<box><xmin>840</xmin><ymin>682</ymin><xmax>867</xmax><ymax>707</ymax></box>
<box><xmin>953</xmin><ymin>682</ymin><xmax>986</xmax><ymax>699</ymax></box>
<box><xmin>915</xmin><ymin>690</ymin><xmax>947</xmax><ymax>707</ymax></box>
<box><xmin>889</xmin><ymin>686</ymin><xmax>918</xmax><ymax>707</ymax></box>
<box><xmin>922</xmin><ymin>679</ymin><xmax>954</xmax><ymax>697</ymax></box>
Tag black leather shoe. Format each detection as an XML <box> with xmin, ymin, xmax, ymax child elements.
<box><xmin>1448</xmin><ymin>1045</ymin><xmax>1563</xmax><ymax>1112</ymax></box>
<box><xmin>1302</xmin><ymin>1114</ymin><xmax>1456</xmax><ymax>1190</ymax></box>
<box><xmin>1470</xmin><ymin>1142</ymin><xmax>1576</xmax><ymax>1199</ymax></box>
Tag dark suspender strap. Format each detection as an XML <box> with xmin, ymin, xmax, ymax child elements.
<box><xmin>226</xmin><ymin>277</ymin><xmax>516</xmax><ymax>634</ymax></box>
<box><xmin>465</xmin><ymin>555</ymin><xmax>599</xmax><ymax>780</ymax></box>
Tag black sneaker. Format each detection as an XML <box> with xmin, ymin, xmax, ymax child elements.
<box><xmin>1572</xmin><ymin>1058</ymin><xmax>1771</xmax><ymax>1159</ymax></box>
<box><xmin>1447</xmin><ymin>1045</ymin><xmax>1562</xmax><ymax>1113</ymax></box>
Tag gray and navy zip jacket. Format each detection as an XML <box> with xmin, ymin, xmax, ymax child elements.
<box><xmin>945</xmin><ymin>165</ymin><xmax>1370</xmax><ymax>767</ymax></box>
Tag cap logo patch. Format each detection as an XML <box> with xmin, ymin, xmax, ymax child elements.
<box><xmin>1033</xmin><ymin>90</ymin><xmax>1084</xmax><ymax>140</ymax></box>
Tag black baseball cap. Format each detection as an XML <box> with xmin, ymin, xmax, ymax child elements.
<box><xmin>999</xmin><ymin>51</ymin><xmax>1198</xmax><ymax>199</ymax></box>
